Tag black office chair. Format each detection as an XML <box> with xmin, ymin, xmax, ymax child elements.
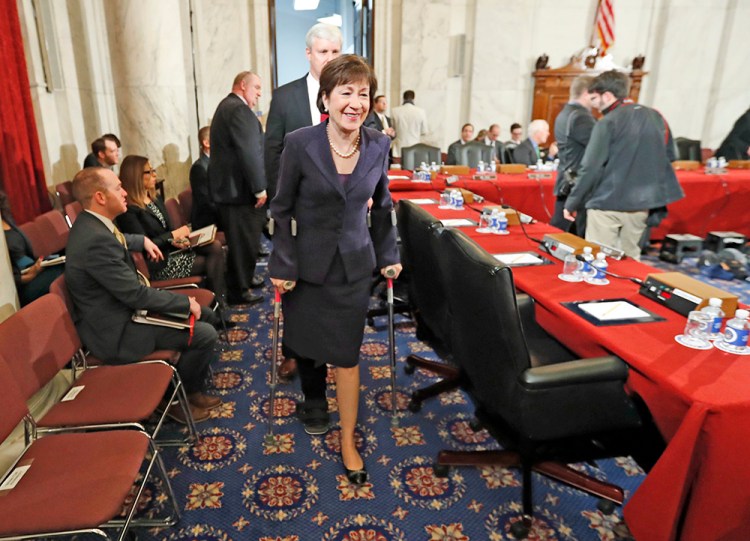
<box><xmin>456</xmin><ymin>142</ymin><xmax>493</xmax><ymax>168</ymax></box>
<box><xmin>400</xmin><ymin>143</ymin><xmax>441</xmax><ymax>171</ymax></box>
<box><xmin>675</xmin><ymin>137</ymin><xmax>702</xmax><ymax>162</ymax></box>
<box><xmin>434</xmin><ymin>227</ymin><xmax>643</xmax><ymax>538</ymax></box>
<box><xmin>396</xmin><ymin>201</ymin><xmax>462</xmax><ymax>411</ymax></box>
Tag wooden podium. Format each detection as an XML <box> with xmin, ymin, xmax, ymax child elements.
<box><xmin>531</xmin><ymin>51</ymin><xmax>647</xmax><ymax>144</ymax></box>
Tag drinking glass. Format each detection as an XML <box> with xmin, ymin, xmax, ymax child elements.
<box><xmin>476</xmin><ymin>213</ymin><xmax>491</xmax><ymax>233</ymax></box>
<box><xmin>558</xmin><ymin>254</ymin><xmax>582</xmax><ymax>282</ymax></box>
<box><xmin>675</xmin><ymin>311</ymin><xmax>713</xmax><ymax>349</ymax></box>
<box><xmin>438</xmin><ymin>192</ymin><xmax>451</xmax><ymax>209</ymax></box>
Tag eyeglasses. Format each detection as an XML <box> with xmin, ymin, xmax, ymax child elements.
<box><xmin>142</xmin><ymin>169</ymin><xmax>157</xmax><ymax>176</ymax></box>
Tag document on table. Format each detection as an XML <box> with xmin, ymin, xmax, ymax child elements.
<box><xmin>440</xmin><ymin>218</ymin><xmax>476</xmax><ymax>227</ymax></box>
<box><xmin>405</xmin><ymin>198</ymin><xmax>437</xmax><ymax>204</ymax></box>
<box><xmin>493</xmin><ymin>252</ymin><xmax>544</xmax><ymax>266</ymax></box>
<box><xmin>577</xmin><ymin>300</ymin><xmax>651</xmax><ymax>321</ymax></box>
<box><xmin>387</xmin><ymin>175</ymin><xmax>412</xmax><ymax>180</ymax></box>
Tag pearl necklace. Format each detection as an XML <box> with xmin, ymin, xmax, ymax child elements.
<box><xmin>327</xmin><ymin>124</ymin><xmax>360</xmax><ymax>159</ymax></box>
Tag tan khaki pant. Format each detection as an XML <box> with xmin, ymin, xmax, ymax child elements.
<box><xmin>585</xmin><ymin>209</ymin><xmax>648</xmax><ymax>260</ymax></box>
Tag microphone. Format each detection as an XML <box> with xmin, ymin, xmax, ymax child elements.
<box><xmin>574</xmin><ymin>254</ymin><xmax>644</xmax><ymax>285</ymax></box>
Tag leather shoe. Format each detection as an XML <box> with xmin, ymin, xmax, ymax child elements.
<box><xmin>278</xmin><ymin>358</ymin><xmax>298</xmax><ymax>379</ymax></box>
<box><xmin>227</xmin><ymin>291</ymin><xmax>264</xmax><ymax>305</ymax></box>
<box><xmin>296</xmin><ymin>401</ymin><xmax>330</xmax><ymax>435</ymax></box>
<box><xmin>188</xmin><ymin>392</ymin><xmax>223</xmax><ymax>411</ymax></box>
<box><xmin>250</xmin><ymin>275</ymin><xmax>265</xmax><ymax>288</ymax></box>
<box><xmin>344</xmin><ymin>464</ymin><xmax>368</xmax><ymax>485</ymax></box>
<box><xmin>158</xmin><ymin>399</ymin><xmax>210</xmax><ymax>424</ymax></box>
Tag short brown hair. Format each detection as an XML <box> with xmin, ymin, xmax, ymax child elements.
<box><xmin>316</xmin><ymin>54</ymin><xmax>377</xmax><ymax>114</ymax></box>
<box><xmin>72</xmin><ymin>167</ymin><xmax>108</xmax><ymax>208</ymax></box>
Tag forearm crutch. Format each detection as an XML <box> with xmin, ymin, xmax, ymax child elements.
<box><xmin>264</xmin><ymin>288</ymin><xmax>283</xmax><ymax>447</ymax></box>
<box><xmin>385</xmin><ymin>268</ymin><xmax>399</xmax><ymax>427</ymax></box>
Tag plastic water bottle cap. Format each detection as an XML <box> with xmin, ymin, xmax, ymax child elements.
<box><xmin>583</xmin><ymin>246</ymin><xmax>593</xmax><ymax>254</ymax></box>
<box><xmin>736</xmin><ymin>309</ymin><xmax>749</xmax><ymax>319</ymax></box>
<box><xmin>709</xmin><ymin>298</ymin><xmax>722</xmax><ymax>307</ymax></box>
<box><xmin>595</xmin><ymin>252</ymin><xmax>606</xmax><ymax>260</ymax></box>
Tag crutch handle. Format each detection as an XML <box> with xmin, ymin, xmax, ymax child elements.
<box><xmin>384</xmin><ymin>267</ymin><xmax>397</xmax><ymax>278</ymax></box>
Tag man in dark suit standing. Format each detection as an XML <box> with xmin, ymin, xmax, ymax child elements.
<box><xmin>65</xmin><ymin>167</ymin><xmax>221</xmax><ymax>423</ymax></box>
<box><xmin>189</xmin><ymin>126</ymin><xmax>218</xmax><ymax>230</ymax></box>
<box><xmin>264</xmin><ymin>23</ymin><xmax>342</xmax><ymax>199</ymax></box>
<box><xmin>209</xmin><ymin>71</ymin><xmax>267</xmax><ymax>305</ymax></box>
<box><xmin>364</xmin><ymin>95</ymin><xmax>396</xmax><ymax>165</ymax></box>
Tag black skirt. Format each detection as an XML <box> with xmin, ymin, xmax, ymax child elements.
<box><xmin>281</xmin><ymin>254</ymin><xmax>371</xmax><ymax>368</ymax></box>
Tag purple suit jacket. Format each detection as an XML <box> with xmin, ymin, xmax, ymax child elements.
<box><xmin>268</xmin><ymin>122</ymin><xmax>399</xmax><ymax>284</ymax></box>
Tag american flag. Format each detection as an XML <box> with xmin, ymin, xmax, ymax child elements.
<box><xmin>596</xmin><ymin>0</ymin><xmax>615</xmax><ymax>55</ymax></box>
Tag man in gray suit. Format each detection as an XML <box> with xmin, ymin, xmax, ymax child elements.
<box><xmin>65</xmin><ymin>167</ymin><xmax>221</xmax><ymax>423</ymax></box>
<box><xmin>209</xmin><ymin>71</ymin><xmax>267</xmax><ymax>305</ymax></box>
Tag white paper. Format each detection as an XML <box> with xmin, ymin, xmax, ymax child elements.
<box><xmin>387</xmin><ymin>175</ymin><xmax>411</xmax><ymax>180</ymax></box>
<box><xmin>440</xmin><ymin>219</ymin><xmax>475</xmax><ymax>227</ymax></box>
<box><xmin>578</xmin><ymin>301</ymin><xmax>650</xmax><ymax>321</ymax></box>
<box><xmin>405</xmin><ymin>198</ymin><xmax>437</xmax><ymax>205</ymax></box>
<box><xmin>493</xmin><ymin>252</ymin><xmax>543</xmax><ymax>266</ymax></box>
<box><xmin>0</xmin><ymin>465</ymin><xmax>30</xmax><ymax>490</ymax></box>
<box><xmin>61</xmin><ymin>385</ymin><xmax>85</xmax><ymax>402</ymax></box>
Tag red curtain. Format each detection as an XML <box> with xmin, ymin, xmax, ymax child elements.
<box><xmin>0</xmin><ymin>0</ymin><xmax>51</xmax><ymax>224</ymax></box>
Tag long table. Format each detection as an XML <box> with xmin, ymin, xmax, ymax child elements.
<box><xmin>391</xmin><ymin>189</ymin><xmax>750</xmax><ymax>541</ymax></box>
<box><xmin>389</xmin><ymin>168</ymin><xmax>750</xmax><ymax>239</ymax></box>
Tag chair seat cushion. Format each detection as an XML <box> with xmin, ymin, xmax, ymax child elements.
<box><xmin>170</xmin><ymin>287</ymin><xmax>215</xmax><ymax>307</ymax></box>
<box><xmin>0</xmin><ymin>430</ymin><xmax>148</xmax><ymax>536</ymax></box>
<box><xmin>38</xmin><ymin>364</ymin><xmax>174</xmax><ymax>427</ymax></box>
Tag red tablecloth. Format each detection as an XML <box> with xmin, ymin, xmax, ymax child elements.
<box><xmin>389</xmin><ymin>169</ymin><xmax>750</xmax><ymax>239</ymax></box>
<box><xmin>391</xmin><ymin>190</ymin><xmax>750</xmax><ymax>541</ymax></box>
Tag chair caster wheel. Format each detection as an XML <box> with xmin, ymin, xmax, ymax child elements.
<box><xmin>433</xmin><ymin>464</ymin><xmax>449</xmax><ymax>477</ymax></box>
<box><xmin>510</xmin><ymin>518</ymin><xmax>531</xmax><ymax>539</ymax></box>
<box><xmin>404</xmin><ymin>362</ymin><xmax>415</xmax><ymax>375</ymax></box>
<box><xmin>597</xmin><ymin>499</ymin><xmax>616</xmax><ymax>515</ymax></box>
<box><xmin>407</xmin><ymin>399</ymin><xmax>421</xmax><ymax>412</ymax></box>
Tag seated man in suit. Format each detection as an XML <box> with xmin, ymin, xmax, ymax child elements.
<box><xmin>65</xmin><ymin>167</ymin><xmax>222</xmax><ymax>424</ymax></box>
<box><xmin>483</xmin><ymin>123</ymin><xmax>506</xmax><ymax>164</ymax></box>
<box><xmin>446</xmin><ymin>123</ymin><xmax>474</xmax><ymax>165</ymax></box>
<box><xmin>505</xmin><ymin>122</ymin><xmax>523</xmax><ymax>149</ymax></box>
<box><xmin>83</xmin><ymin>133</ymin><xmax>121</xmax><ymax>169</ymax></box>
<box><xmin>513</xmin><ymin>119</ymin><xmax>555</xmax><ymax>165</ymax></box>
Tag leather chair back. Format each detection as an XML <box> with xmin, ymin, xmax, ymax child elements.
<box><xmin>400</xmin><ymin>144</ymin><xmax>441</xmax><ymax>171</ymax></box>
<box><xmin>34</xmin><ymin>210</ymin><xmax>69</xmax><ymax>255</ymax></box>
<box><xmin>675</xmin><ymin>137</ymin><xmax>702</xmax><ymax>162</ymax></box>
<box><xmin>397</xmin><ymin>200</ymin><xmax>450</xmax><ymax>355</ymax></box>
<box><xmin>55</xmin><ymin>180</ymin><xmax>75</xmax><ymax>208</ymax></box>
<box><xmin>64</xmin><ymin>201</ymin><xmax>82</xmax><ymax>226</ymax></box>
<box><xmin>178</xmin><ymin>188</ymin><xmax>193</xmax><ymax>225</ymax></box>
<box><xmin>457</xmin><ymin>142</ymin><xmax>493</xmax><ymax>168</ymax></box>
<box><xmin>165</xmin><ymin>197</ymin><xmax>185</xmax><ymax>228</ymax></box>
<box><xmin>436</xmin><ymin>227</ymin><xmax>640</xmax><ymax>441</ymax></box>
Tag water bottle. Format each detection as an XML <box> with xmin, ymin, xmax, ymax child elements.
<box><xmin>718</xmin><ymin>309</ymin><xmax>749</xmax><ymax>353</ymax></box>
<box><xmin>453</xmin><ymin>190</ymin><xmax>464</xmax><ymax>210</ymax></box>
<box><xmin>586</xmin><ymin>252</ymin><xmax>609</xmax><ymax>285</ymax></box>
<box><xmin>477</xmin><ymin>160</ymin><xmax>485</xmax><ymax>172</ymax></box>
<box><xmin>430</xmin><ymin>161</ymin><xmax>438</xmax><ymax>172</ymax></box>
<box><xmin>489</xmin><ymin>159</ymin><xmax>497</xmax><ymax>172</ymax></box>
<box><xmin>578</xmin><ymin>246</ymin><xmax>595</xmax><ymax>278</ymax></box>
<box><xmin>700</xmin><ymin>298</ymin><xmax>725</xmax><ymax>339</ymax></box>
<box><xmin>493</xmin><ymin>211</ymin><xmax>508</xmax><ymax>235</ymax></box>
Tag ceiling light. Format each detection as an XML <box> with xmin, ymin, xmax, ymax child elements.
<box><xmin>294</xmin><ymin>0</ymin><xmax>320</xmax><ymax>10</ymax></box>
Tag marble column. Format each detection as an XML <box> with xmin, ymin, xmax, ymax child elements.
<box><xmin>105</xmin><ymin>0</ymin><xmax>197</xmax><ymax>198</ymax></box>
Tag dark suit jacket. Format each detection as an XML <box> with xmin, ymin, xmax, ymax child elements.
<box><xmin>65</xmin><ymin>211</ymin><xmax>190</xmax><ymax>362</ymax></box>
<box><xmin>264</xmin><ymin>75</ymin><xmax>312</xmax><ymax>198</ymax></box>
<box><xmin>208</xmin><ymin>93</ymin><xmax>266</xmax><ymax>205</ymax></box>
<box><xmin>269</xmin><ymin>123</ymin><xmax>399</xmax><ymax>284</ymax></box>
<box><xmin>446</xmin><ymin>140</ymin><xmax>465</xmax><ymax>165</ymax></box>
<box><xmin>189</xmin><ymin>153</ymin><xmax>217</xmax><ymax>229</ymax></box>
<box><xmin>715</xmin><ymin>108</ymin><xmax>750</xmax><ymax>160</ymax></box>
<box><xmin>512</xmin><ymin>138</ymin><xmax>539</xmax><ymax>166</ymax></box>
<box><xmin>363</xmin><ymin>112</ymin><xmax>392</xmax><ymax>133</ymax></box>
<box><xmin>115</xmin><ymin>197</ymin><xmax>176</xmax><ymax>275</ymax></box>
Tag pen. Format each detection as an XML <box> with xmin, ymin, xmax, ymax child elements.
<box><xmin>602</xmin><ymin>302</ymin><xmax>622</xmax><ymax>318</ymax></box>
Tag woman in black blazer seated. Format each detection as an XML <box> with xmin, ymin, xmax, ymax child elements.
<box><xmin>269</xmin><ymin>55</ymin><xmax>401</xmax><ymax>485</ymax></box>
<box><xmin>116</xmin><ymin>155</ymin><xmax>226</xmax><ymax>302</ymax></box>
<box><xmin>1</xmin><ymin>190</ymin><xmax>64</xmax><ymax>305</ymax></box>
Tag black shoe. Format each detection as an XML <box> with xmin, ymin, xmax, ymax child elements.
<box><xmin>344</xmin><ymin>464</ymin><xmax>368</xmax><ymax>485</ymax></box>
<box><xmin>227</xmin><ymin>291</ymin><xmax>264</xmax><ymax>306</ymax></box>
<box><xmin>295</xmin><ymin>401</ymin><xmax>330</xmax><ymax>435</ymax></box>
<box><xmin>250</xmin><ymin>275</ymin><xmax>265</xmax><ymax>288</ymax></box>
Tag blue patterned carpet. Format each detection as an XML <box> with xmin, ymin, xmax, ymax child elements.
<box><xmin>129</xmin><ymin>264</ymin><xmax>647</xmax><ymax>541</ymax></box>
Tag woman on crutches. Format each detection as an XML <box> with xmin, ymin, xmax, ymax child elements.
<box><xmin>269</xmin><ymin>54</ymin><xmax>401</xmax><ymax>486</ymax></box>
